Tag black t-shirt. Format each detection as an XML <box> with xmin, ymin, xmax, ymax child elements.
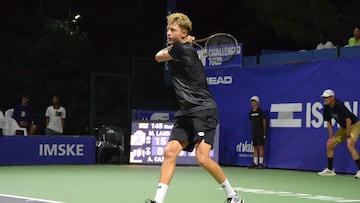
<box><xmin>323</xmin><ymin>99</ymin><xmax>358</xmax><ymax>128</ymax></box>
<box><xmin>168</xmin><ymin>42</ymin><xmax>217</xmax><ymax>115</ymax></box>
<box><xmin>249</xmin><ymin>108</ymin><xmax>265</xmax><ymax>134</ymax></box>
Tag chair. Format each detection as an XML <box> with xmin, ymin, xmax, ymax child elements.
<box><xmin>0</xmin><ymin>118</ymin><xmax>27</xmax><ymax>136</ymax></box>
<box><xmin>5</xmin><ymin>108</ymin><xmax>14</xmax><ymax>118</ymax></box>
<box><xmin>96</xmin><ymin>125</ymin><xmax>125</xmax><ymax>164</ymax></box>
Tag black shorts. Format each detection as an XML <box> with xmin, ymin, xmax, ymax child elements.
<box><xmin>169</xmin><ymin>108</ymin><xmax>218</xmax><ymax>152</ymax></box>
<box><xmin>252</xmin><ymin>132</ymin><xmax>265</xmax><ymax>146</ymax></box>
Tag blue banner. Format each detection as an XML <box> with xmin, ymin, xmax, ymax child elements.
<box><xmin>0</xmin><ymin>136</ymin><xmax>96</xmax><ymax>165</ymax></box>
<box><xmin>206</xmin><ymin>56</ymin><xmax>360</xmax><ymax>174</ymax></box>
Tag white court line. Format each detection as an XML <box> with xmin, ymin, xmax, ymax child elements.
<box><xmin>218</xmin><ymin>187</ymin><xmax>360</xmax><ymax>202</ymax></box>
<box><xmin>0</xmin><ymin>193</ymin><xmax>65</xmax><ymax>203</ymax></box>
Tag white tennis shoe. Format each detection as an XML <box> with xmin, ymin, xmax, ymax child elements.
<box><xmin>354</xmin><ymin>170</ymin><xmax>360</xmax><ymax>179</ymax></box>
<box><xmin>225</xmin><ymin>193</ymin><xmax>244</xmax><ymax>203</ymax></box>
<box><xmin>318</xmin><ymin>168</ymin><xmax>336</xmax><ymax>176</ymax></box>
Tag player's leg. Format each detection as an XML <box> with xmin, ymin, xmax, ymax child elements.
<box><xmin>258</xmin><ymin>145</ymin><xmax>265</xmax><ymax>168</ymax></box>
<box><xmin>248</xmin><ymin>135</ymin><xmax>258</xmax><ymax>169</ymax></box>
<box><xmin>147</xmin><ymin>119</ymin><xmax>190</xmax><ymax>203</ymax></box>
<box><xmin>147</xmin><ymin>140</ymin><xmax>186</xmax><ymax>203</ymax></box>
<box><xmin>159</xmin><ymin>140</ymin><xmax>186</xmax><ymax>184</ymax></box>
<box><xmin>257</xmin><ymin>133</ymin><xmax>265</xmax><ymax>168</ymax></box>
<box><xmin>346</xmin><ymin>121</ymin><xmax>360</xmax><ymax>178</ymax></box>
<box><xmin>248</xmin><ymin>145</ymin><xmax>258</xmax><ymax>168</ymax></box>
<box><xmin>192</xmin><ymin>108</ymin><xmax>244</xmax><ymax>203</ymax></box>
<box><xmin>195</xmin><ymin>140</ymin><xmax>243</xmax><ymax>203</ymax></box>
<box><xmin>319</xmin><ymin>128</ymin><xmax>344</xmax><ymax>176</ymax></box>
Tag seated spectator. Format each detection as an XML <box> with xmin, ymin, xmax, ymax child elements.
<box><xmin>348</xmin><ymin>24</ymin><xmax>360</xmax><ymax>46</ymax></box>
<box><xmin>316</xmin><ymin>31</ymin><xmax>335</xmax><ymax>50</ymax></box>
<box><xmin>45</xmin><ymin>96</ymin><xmax>66</xmax><ymax>135</ymax></box>
<box><xmin>12</xmin><ymin>96</ymin><xmax>37</xmax><ymax>135</ymax></box>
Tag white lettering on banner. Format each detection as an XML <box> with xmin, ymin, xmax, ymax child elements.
<box><xmin>236</xmin><ymin>141</ymin><xmax>254</xmax><ymax>153</ymax></box>
<box><xmin>39</xmin><ymin>144</ymin><xmax>84</xmax><ymax>156</ymax></box>
<box><xmin>207</xmin><ymin>76</ymin><xmax>233</xmax><ymax>85</ymax></box>
<box><xmin>270</xmin><ymin>101</ymin><xmax>358</xmax><ymax>128</ymax></box>
<box><xmin>270</xmin><ymin>103</ymin><xmax>302</xmax><ymax>127</ymax></box>
<box><xmin>197</xmin><ymin>46</ymin><xmax>241</xmax><ymax>66</ymax></box>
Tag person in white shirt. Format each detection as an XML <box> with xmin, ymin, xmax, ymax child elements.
<box><xmin>45</xmin><ymin>96</ymin><xmax>66</xmax><ymax>135</ymax></box>
<box><xmin>316</xmin><ymin>31</ymin><xmax>335</xmax><ymax>50</ymax></box>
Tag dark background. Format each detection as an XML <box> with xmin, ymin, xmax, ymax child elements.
<box><xmin>1</xmin><ymin>0</ymin><xmax>360</xmax><ymax>135</ymax></box>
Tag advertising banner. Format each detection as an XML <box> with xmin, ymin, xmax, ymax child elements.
<box><xmin>206</xmin><ymin>56</ymin><xmax>360</xmax><ymax>174</ymax></box>
<box><xmin>0</xmin><ymin>136</ymin><xmax>96</xmax><ymax>165</ymax></box>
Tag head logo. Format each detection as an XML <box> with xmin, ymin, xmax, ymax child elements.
<box><xmin>207</xmin><ymin>76</ymin><xmax>233</xmax><ymax>85</ymax></box>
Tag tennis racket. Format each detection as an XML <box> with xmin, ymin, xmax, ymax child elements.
<box><xmin>193</xmin><ymin>33</ymin><xmax>239</xmax><ymax>63</ymax></box>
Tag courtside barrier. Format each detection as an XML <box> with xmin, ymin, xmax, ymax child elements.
<box><xmin>0</xmin><ymin>136</ymin><xmax>96</xmax><ymax>165</ymax></box>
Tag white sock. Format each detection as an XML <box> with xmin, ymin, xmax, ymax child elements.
<box><xmin>221</xmin><ymin>178</ymin><xmax>237</xmax><ymax>198</ymax></box>
<box><xmin>154</xmin><ymin>183</ymin><xmax>168</xmax><ymax>203</ymax></box>
<box><xmin>253</xmin><ymin>157</ymin><xmax>258</xmax><ymax>165</ymax></box>
<box><xmin>259</xmin><ymin>157</ymin><xmax>264</xmax><ymax>164</ymax></box>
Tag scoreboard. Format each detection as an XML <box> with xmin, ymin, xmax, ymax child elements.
<box><xmin>129</xmin><ymin>120</ymin><xmax>219</xmax><ymax>165</ymax></box>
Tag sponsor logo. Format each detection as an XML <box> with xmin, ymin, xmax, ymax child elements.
<box><xmin>207</xmin><ymin>76</ymin><xmax>233</xmax><ymax>85</ymax></box>
<box><xmin>39</xmin><ymin>144</ymin><xmax>84</xmax><ymax>156</ymax></box>
<box><xmin>270</xmin><ymin>101</ymin><xmax>358</xmax><ymax>128</ymax></box>
<box><xmin>236</xmin><ymin>141</ymin><xmax>254</xmax><ymax>153</ymax></box>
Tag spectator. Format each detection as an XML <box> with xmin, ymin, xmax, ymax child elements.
<box><xmin>45</xmin><ymin>96</ymin><xmax>66</xmax><ymax>135</ymax></box>
<box><xmin>12</xmin><ymin>96</ymin><xmax>37</xmax><ymax>135</ymax></box>
<box><xmin>347</xmin><ymin>24</ymin><xmax>360</xmax><ymax>46</ymax></box>
<box><xmin>316</xmin><ymin>31</ymin><xmax>335</xmax><ymax>50</ymax></box>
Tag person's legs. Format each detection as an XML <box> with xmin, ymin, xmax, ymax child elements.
<box><xmin>45</xmin><ymin>128</ymin><xmax>60</xmax><ymax>135</ymax></box>
<box><xmin>152</xmin><ymin>140</ymin><xmax>187</xmax><ymax>203</ymax></box>
<box><xmin>347</xmin><ymin>122</ymin><xmax>360</xmax><ymax>176</ymax></box>
<box><xmin>258</xmin><ymin>145</ymin><xmax>264</xmax><ymax>167</ymax></box>
<box><xmin>253</xmin><ymin>146</ymin><xmax>259</xmax><ymax>165</ymax></box>
<box><xmin>195</xmin><ymin>140</ymin><xmax>242</xmax><ymax>203</ymax></box>
<box><xmin>159</xmin><ymin>140</ymin><xmax>185</xmax><ymax>184</ymax></box>
<box><xmin>319</xmin><ymin>129</ymin><xmax>344</xmax><ymax>176</ymax></box>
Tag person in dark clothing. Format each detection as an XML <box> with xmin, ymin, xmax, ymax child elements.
<box><xmin>318</xmin><ymin>89</ymin><xmax>360</xmax><ymax>178</ymax></box>
<box><xmin>145</xmin><ymin>12</ymin><xmax>243</xmax><ymax>203</ymax></box>
<box><xmin>13</xmin><ymin>96</ymin><xmax>37</xmax><ymax>135</ymax></box>
<box><xmin>248</xmin><ymin>96</ymin><xmax>266</xmax><ymax>169</ymax></box>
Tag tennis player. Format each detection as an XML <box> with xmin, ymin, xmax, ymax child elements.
<box><xmin>318</xmin><ymin>89</ymin><xmax>360</xmax><ymax>178</ymax></box>
<box><xmin>145</xmin><ymin>13</ymin><xmax>244</xmax><ymax>203</ymax></box>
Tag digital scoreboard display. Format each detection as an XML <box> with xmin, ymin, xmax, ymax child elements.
<box><xmin>129</xmin><ymin>121</ymin><xmax>219</xmax><ymax>165</ymax></box>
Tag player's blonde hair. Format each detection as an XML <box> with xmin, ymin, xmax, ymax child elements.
<box><xmin>167</xmin><ymin>12</ymin><xmax>192</xmax><ymax>34</ymax></box>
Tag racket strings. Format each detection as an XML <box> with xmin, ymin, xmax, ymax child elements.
<box><xmin>205</xmin><ymin>35</ymin><xmax>238</xmax><ymax>62</ymax></box>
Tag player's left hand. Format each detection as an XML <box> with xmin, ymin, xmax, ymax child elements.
<box><xmin>187</xmin><ymin>35</ymin><xmax>195</xmax><ymax>44</ymax></box>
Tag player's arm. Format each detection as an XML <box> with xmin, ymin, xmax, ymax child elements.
<box><xmin>262</xmin><ymin>118</ymin><xmax>266</xmax><ymax>139</ymax></box>
<box><xmin>45</xmin><ymin>117</ymin><xmax>49</xmax><ymax>127</ymax></box>
<box><xmin>155</xmin><ymin>46</ymin><xmax>173</xmax><ymax>62</ymax></box>
<box><xmin>345</xmin><ymin>118</ymin><xmax>352</xmax><ymax>138</ymax></box>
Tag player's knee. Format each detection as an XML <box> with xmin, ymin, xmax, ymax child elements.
<box><xmin>163</xmin><ymin>147</ymin><xmax>178</xmax><ymax>160</ymax></box>
<box><xmin>346</xmin><ymin>139</ymin><xmax>355</xmax><ymax>150</ymax></box>
<box><xmin>196</xmin><ymin>154</ymin><xmax>211</xmax><ymax>168</ymax></box>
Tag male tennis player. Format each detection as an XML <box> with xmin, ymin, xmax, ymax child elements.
<box><xmin>318</xmin><ymin>89</ymin><xmax>360</xmax><ymax>178</ymax></box>
<box><xmin>145</xmin><ymin>13</ymin><xmax>244</xmax><ymax>203</ymax></box>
